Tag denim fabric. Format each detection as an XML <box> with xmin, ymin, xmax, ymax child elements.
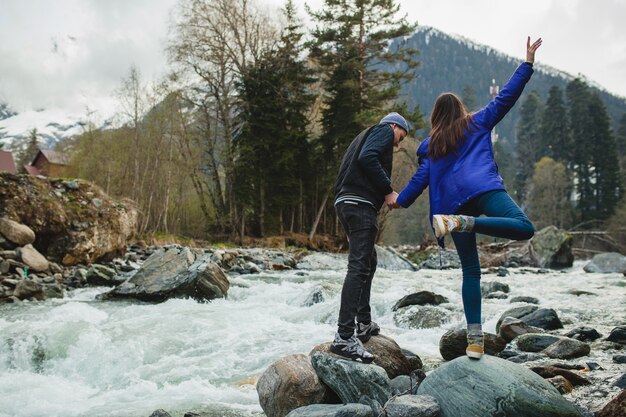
<box><xmin>336</xmin><ymin>203</ymin><xmax>378</xmax><ymax>338</ymax></box>
<box><xmin>451</xmin><ymin>190</ymin><xmax>535</xmax><ymax>325</ymax></box>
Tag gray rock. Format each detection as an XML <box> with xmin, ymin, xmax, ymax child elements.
<box><xmin>543</xmin><ymin>338</ymin><xmax>591</xmax><ymax>359</ymax></box>
<box><xmin>389</xmin><ymin>375</ymin><xmax>420</xmax><ymax>396</ymax></box>
<box><xmin>19</xmin><ymin>244</ymin><xmax>49</xmax><ymax>272</ymax></box>
<box><xmin>606</xmin><ymin>326</ymin><xmax>626</xmax><ymax>344</ymax></box>
<box><xmin>563</xmin><ymin>326</ymin><xmax>602</xmax><ymax>342</ymax></box>
<box><xmin>510</xmin><ymin>296</ymin><xmax>539</xmax><ymax>304</ymax></box>
<box><xmin>612</xmin><ymin>373</ymin><xmax>626</xmax><ymax>389</ymax></box>
<box><xmin>583</xmin><ymin>252</ymin><xmax>626</xmax><ymax>273</ymax></box>
<box><xmin>384</xmin><ymin>394</ymin><xmax>440</xmax><ymax>417</ymax></box>
<box><xmin>148</xmin><ymin>410</ymin><xmax>172</xmax><ymax>417</ymax></box>
<box><xmin>0</xmin><ymin>234</ymin><xmax>16</xmax><ymax>250</ymax></box>
<box><xmin>394</xmin><ymin>305</ymin><xmax>452</xmax><ymax>329</ymax></box>
<box><xmin>392</xmin><ymin>291</ymin><xmax>449</xmax><ymax>311</ymax></box>
<box><xmin>0</xmin><ymin>217</ymin><xmax>35</xmax><ymax>246</ymax></box>
<box><xmin>0</xmin><ymin>250</ymin><xmax>18</xmax><ymax>260</ymax></box>
<box><xmin>499</xmin><ymin>318</ymin><xmax>545</xmax><ymax>342</ymax></box>
<box><xmin>285</xmin><ymin>404</ymin><xmax>373</xmax><ymax>417</ymax></box>
<box><xmin>63</xmin><ymin>180</ymin><xmax>80</xmax><ymax>190</ymax></box>
<box><xmin>439</xmin><ymin>328</ymin><xmax>507</xmax><ymax>361</ymax></box>
<box><xmin>481</xmin><ymin>281</ymin><xmax>510</xmax><ymax>296</ymax></box>
<box><xmin>530</xmin><ymin>226</ymin><xmax>574</xmax><ymax>269</ymax></box>
<box><xmin>485</xmin><ymin>291</ymin><xmax>508</xmax><ymax>299</ymax></box>
<box><xmin>42</xmin><ymin>284</ymin><xmax>64</xmax><ymax>299</ymax></box>
<box><xmin>506</xmin><ymin>353</ymin><xmax>547</xmax><ymax>363</ymax></box>
<box><xmin>310</xmin><ymin>351</ymin><xmax>391</xmax><ymax>407</ymax></box>
<box><xmin>375</xmin><ymin>245</ymin><xmax>418</xmax><ymax>271</ymax></box>
<box><xmin>516</xmin><ymin>333</ymin><xmax>562</xmax><ymax>352</ymax></box>
<box><xmin>417</xmin><ymin>355</ymin><xmax>583</xmax><ymax>417</ymax></box>
<box><xmin>0</xmin><ymin>260</ymin><xmax>9</xmax><ymax>274</ymax></box>
<box><xmin>613</xmin><ymin>355</ymin><xmax>626</xmax><ymax>364</ymax></box>
<box><xmin>86</xmin><ymin>264</ymin><xmax>121</xmax><ymax>286</ymax></box>
<box><xmin>302</xmin><ymin>286</ymin><xmax>325</xmax><ymax>306</ymax></box>
<box><xmin>104</xmin><ymin>247</ymin><xmax>229</xmax><ymax>302</ymax></box>
<box><xmin>496</xmin><ymin>305</ymin><xmax>539</xmax><ymax>332</ymax></box>
<box><xmin>13</xmin><ymin>280</ymin><xmax>44</xmax><ymax>300</ymax></box>
<box><xmin>311</xmin><ymin>335</ymin><xmax>420</xmax><ymax>380</ymax></box>
<box><xmin>421</xmin><ymin>249</ymin><xmax>461</xmax><ymax>269</ymax></box>
<box><xmin>567</xmin><ymin>289</ymin><xmax>597</xmax><ymax>296</ymax></box>
<box><xmin>257</xmin><ymin>354</ymin><xmax>332</xmax><ymax>417</ymax></box>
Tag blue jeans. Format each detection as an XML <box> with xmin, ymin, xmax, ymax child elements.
<box><xmin>451</xmin><ymin>190</ymin><xmax>535</xmax><ymax>325</ymax></box>
<box><xmin>336</xmin><ymin>203</ymin><xmax>378</xmax><ymax>338</ymax></box>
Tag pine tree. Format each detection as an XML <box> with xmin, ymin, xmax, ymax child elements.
<box><xmin>541</xmin><ymin>85</ymin><xmax>570</xmax><ymax>163</ymax></box>
<box><xmin>18</xmin><ymin>128</ymin><xmax>40</xmax><ymax>170</ymax></box>
<box><xmin>514</xmin><ymin>91</ymin><xmax>544</xmax><ymax>202</ymax></box>
<box><xmin>616</xmin><ymin>112</ymin><xmax>626</xmax><ymax>189</ymax></box>
<box><xmin>307</xmin><ymin>0</ymin><xmax>418</xmax><ymax>237</ymax></box>
<box><xmin>235</xmin><ymin>0</ymin><xmax>315</xmax><ymax>236</ymax></box>
<box><xmin>462</xmin><ymin>84</ymin><xmax>478</xmax><ymax>112</ymax></box>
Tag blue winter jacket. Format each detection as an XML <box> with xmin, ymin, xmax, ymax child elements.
<box><xmin>396</xmin><ymin>62</ymin><xmax>534</xmax><ymax>220</ymax></box>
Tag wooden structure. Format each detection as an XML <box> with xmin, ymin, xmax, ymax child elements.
<box><xmin>0</xmin><ymin>150</ymin><xmax>17</xmax><ymax>174</ymax></box>
<box><xmin>27</xmin><ymin>149</ymin><xmax>70</xmax><ymax>177</ymax></box>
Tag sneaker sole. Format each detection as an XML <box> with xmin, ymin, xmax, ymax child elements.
<box><xmin>330</xmin><ymin>345</ymin><xmax>375</xmax><ymax>364</ymax></box>
<box><xmin>433</xmin><ymin>215</ymin><xmax>446</xmax><ymax>238</ymax></box>
<box><xmin>466</xmin><ymin>349</ymin><xmax>483</xmax><ymax>360</ymax></box>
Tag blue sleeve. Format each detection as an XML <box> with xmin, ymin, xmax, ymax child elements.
<box><xmin>396</xmin><ymin>152</ymin><xmax>430</xmax><ymax>208</ymax></box>
<box><xmin>472</xmin><ymin>62</ymin><xmax>534</xmax><ymax>130</ymax></box>
<box><xmin>357</xmin><ymin>125</ymin><xmax>394</xmax><ymax>195</ymax></box>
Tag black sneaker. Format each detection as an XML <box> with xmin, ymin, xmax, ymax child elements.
<box><xmin>356</xmin><ymin>321</ymin><xmax>380</xmax><ymax>342</ymax></box>
<box><xmin>330</xmin><ymin>333</ymin><xmax>375</xmax><ymax>363</ymax></box>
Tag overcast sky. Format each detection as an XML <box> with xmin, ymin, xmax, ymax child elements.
<box><xmin>1</xmin><ymin>0</ymin><xmax>625</xmax><ymax>118</ymax></box>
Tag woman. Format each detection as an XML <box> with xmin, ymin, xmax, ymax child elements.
<box><xmin>393</xmin><ymin>37</ymin><xmax>542</xmax><ymax>359</ymax></box>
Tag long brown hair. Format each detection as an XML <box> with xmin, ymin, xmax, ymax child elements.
<box><xmin>428</xmin><ymin>92</ymin><xmax>474</xmax><ymax>159</ymax></box>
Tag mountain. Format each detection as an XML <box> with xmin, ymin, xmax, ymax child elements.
<box><xmin>390</xmin><ymin>27</ymin><xmax>626</xmax><ymax>144</ymax></box>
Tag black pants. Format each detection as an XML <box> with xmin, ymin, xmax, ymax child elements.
<box><xmin>336</xmin><ymin>203</ymin><xmax>378</xmax><ymax>339</ymax></box>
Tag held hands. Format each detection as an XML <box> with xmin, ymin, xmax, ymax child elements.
<box><xmin>526</xmin><ymin>36</ymin><xmax>542</xmax><ymax>64</ymax></box>
<box><xmin>385</xmin><ymin>191</ymin><xmax>400</xmax><ymax>209</ymax></box>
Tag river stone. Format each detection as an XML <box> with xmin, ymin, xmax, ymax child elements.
<box><xmin>0</xmin><ymin>217</ymin><xmax>35</xmax><ymax>246</ymax></box>
<box><xmin>530</xmin><ymin>226</ymin><xmax>574</xmax><ymax>269</ymax></box>
<box><xmin>613</xmin><ymin>355</ymin><xmax>626</xmax><ymax>364</ymax></box>
<box><xmin>612</xmin><ymin>373</ymin><xmax>626</xmax><ymax>389</ymax></box>
<box><xmin>481</xmin><ymin>280</ymin><xmax>510</xmax><ymax>296</ymax></box>
<box><xmin>486</xmin><ymin>291</ymin><xmax>508</xmax><ymax>299</ymax></box>
<box><xmin>42</xmin><ymin>284</ymin><xmax>64</xmax><ymax>299</ymax></box>
<box><xmin>86</xmin><ymin>264</ymin><xmax>121</xmax><ymax>286</ymax></box>
<box><xmin>0</xmin><ymin>260</ymin><xmax>10</xmax><ymax>274</ymax></box>
<box><xmin>104</xmin><ymin>247</ymin><xmax>229</xmax><ymax>302</ymax></box>
<box><xmin>384</xmin><ymin>394</ymin><xmax>440</xmax><ymax>417</ymax></box>
<box><xmin>310</xmin><ymin>351</ymin><xmax>391</xmax><ymax>407</ymax></box>
<box><xmin>439</xmin><ymin>328</ymin><xmax>507</xmax><ymax>361</ymax></box>
<box><xmin>389</xmin><ymin>374</ymin><xmax>421</xmax><ymax>396</ymax></box>
<box><xmin>507</xmin><ymin>352</ymin><xmax>547</xmax><ymax>363</ymax></box>
<box><xmin>499</xmin><ymin>317</ymin><xmax>545</xmax><ymax>342</ymax></box>
<box><xmin>597</xmin><ymin>389</ymin><xmax>626</xmax><ymax>417</ymax></box>
<box><xmin>13</xmin><ymin>279</ymin><xmax>44</xmax><ymax>300</ymax></box>
<box><xmin>496</xmin><ymin>305</ymin><xmax>539</xmax><ymax>332</ymax></box>
<box><xmin>375</xmin><ymin>245</ymin><xmax>418</xmax><ymax>271</ymax></box>
<box><xmin>517</xmin><ymin>333</ymin><xmax>562</xmax><ymax>352</ymax></box>
<box><xmin>529</xmin><ymin>366</ymin><xmax>591</xmax><ymax>387</ymax></box>
<box><xmin>563</xmin><ymin>326</ymin><xmax>602</xmax><ymax>342</ymax></box>
<box><xmin>0</xmin><ymin>234</ymin><xmax>15</xmax><ymax>250</ymax></box>
<box><xmin>19</xmin><ymin>244</ymin><xmax>49</xmax><ymax>272</ymax></box>
<box><xmin>606</xmin><ymin>326</ymin><xmax>626</xmax><ymax>344</ymax></box>
<box><xmin>583</xmin><ymin>252</ymin><xmax>626</xmax><ymax>273</ymax></box>
<box><xmin>547</xmin><ymin>375</ymin><xmax>574</xmax><ymax>394</ymax></box>
<box><xmin>285</xmin><ymin>404</ymin><xmax>373</xmax><ymax>417</ymax></box>
<box><xmin>401</xmin><ymin>349</ymin><xmax>424</xmax><ymax>373</ymax></box>
<box><xmin>421</xmin><ymin>249</ymin><xmax>461</xmax><ymax>269</ymax></box>
<box><xmin>543</xmin><ymin>338</ymin><xmax>591</xmax><ymax>359</ymax></box>
<box><xmin>510</xmin><ymin>296</ymin><xmax>540</xmax><ymax>304</ymax></box>
<box><xmin>499</xmin><ymin>307</ymin><xmax>563</xmax><ymax>331</ymax></box>
<box><xmin>417</xmin><ymin>355</ymin><xmax>583</xmax><ymax>417</ymax></box>
<box><xmin>394</xmin><ymin>305</ymin><xmax>452</xmax><ymax>329</ymax></box>
<box><xmin>392</xmin><ymin>290</ymin><xmax>448</xmax><ymax>310</ymax></box>
<box><xmin>257</xmin><ymin>354</ymin><xmax>332</xmax><ymax>417</ymax></box>
<box><xmin>311</xmin><ymin>334</ymin><xmax>419</xmax><ymax>379</ymax></box>
<box><xmin>149</xmin><ymin>410</ymin><xmax>172</xmax><ymax>417</ymax></box>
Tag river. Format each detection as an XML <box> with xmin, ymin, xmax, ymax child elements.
<box><xmin>1</xmin><ymin>254</ymin><xmax>624</xmax><ymax>417</ymax></box>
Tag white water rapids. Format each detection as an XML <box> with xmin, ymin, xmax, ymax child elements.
<box><xmin>0</xmin><ymin>256</ymin><xmax>624</xmax><ymax>417</ymax></box>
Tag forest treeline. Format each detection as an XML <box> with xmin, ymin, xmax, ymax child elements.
<box><xmin>58</xmin><ymin>0</ymin><xmax>626</xmax><ymax>247</ymax></box>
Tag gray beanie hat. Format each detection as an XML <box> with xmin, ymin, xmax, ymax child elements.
<box><xmin>380</xmin><ymin>112</ymin><xmax>409</xmax><ymax>134</ymax></box>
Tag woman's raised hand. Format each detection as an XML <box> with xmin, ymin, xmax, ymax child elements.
<box><xmin>526</xmin><ymin>36</ymin><xmax>542</xmax><ymax>64</ymax></box>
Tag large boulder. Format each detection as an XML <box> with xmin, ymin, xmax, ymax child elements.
<box><xmin>597</xmin><ymin>389</ymin><xmax>626</xmax><ymax>417</ymax></box>
<box><xmin>0</xmin><ymin>174</ymin><xmax>137</xmax><ymax>265</ymax></box>
<box><xmin>311</xmin><ymin>335</ymin><xmax>420</xmax><ymax>379</ymax></box>
<box><xmin>257</xmin><ymin>354</ymin><xmax>333</xmax><ymax>417</ymax></box>
<box><xmin>13</xmin><ymin>279</ymin><xmax>45</xmax><ymax>300</ymax></box>
<box><xmin>0</xmin><ymin>217</ymin><xmax>35</xmax><ymax>245</ymax></box>
<box><xmin>394</xmin><ymin>305</ymin><xmax>452</xmax><ymax>329</ymax></box>
<box><xmin>439</xmin><ymin>328</ymin><xmax>507</xmax><ymax>361</ymax></box>
<box><xmin>384</xmin><ymin>394</ymin><xmax>440</xmax><ymax>417</ymax></box>
<box><xmin>516</xmin><ymin>333</ymin><xmax>562</xmax><ymax>352</ymax></box>
<box><xmin>543</xmin><ymin>338</ymin><xmax>591</xmax><ymax>359</ymax></box>
<box><xmin>421</xmin><ymin>249</ymin><xmax>461</xmax><ymax>269</ymax></box>
<box><xmin>19</xmin><ymin>244</ymin><xmax>49</xmax><ymax>272</ymax></box>
<box><xmin>496</xmin><ymin>306</ymin><xmax>563</xmax><ymax>332</ymax></box>
<box><xmin>530</xmin><ymin>226</ymin><xmax>574</xmax><ymax>269</ymax></box>
<box><xmin>103</xmin><ymin>247</ymin><xmax>229</xmax><ymax>302</ymax></box>
<box><xmin>86</xmin><ymin>264</ymin><xmax>122</xmax><ymax>287</ymax></box>
<box><xmin>285</xmin><ymin>404</ymin><xmax>373</xmax><ymax>417</ymax></box>
<box><xmin>606</xmin><ymin>326</ymin><xmax>626</xmax><ymax>345</ymax></box>
<box><xmin>417</xmin><ymin>356</ymin><xmax>583</xmax><ymax>417</ymax></box>
<box><xmin>583</xmin><ymin>252</ymin><xmax>626</xmax><ymax>273</ymax></box>
<box><xmin>310</xmin><ymin>351</ymin><xmax>390</xmax><ymax>410</ymax></box>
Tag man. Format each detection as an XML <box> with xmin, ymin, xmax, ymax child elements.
<box><xmin>331</xmin><ymin>112</ymin><xmax>409</xmax><ymax>362</ymax></box>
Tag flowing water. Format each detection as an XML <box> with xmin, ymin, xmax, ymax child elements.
<box><xmin>1</xmin><ymin>256</ymin><xmax>625</xmax><ymax>417</ymax></box>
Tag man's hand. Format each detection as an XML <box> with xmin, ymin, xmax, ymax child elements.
<box><xmin>526</xmin><ymin>36</ymin><xmax>542</xmax><ymax>64</ymax></box>
<box><xmin>385</xmin><ymin>191</ymin><xmax>399</xmax><ymax>209</ymax></box>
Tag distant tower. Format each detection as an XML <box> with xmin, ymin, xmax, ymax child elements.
<box><xmin>490</xmin><ymin>78</ymin><xmax>499</xmax><ymax>143</ymax></box>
